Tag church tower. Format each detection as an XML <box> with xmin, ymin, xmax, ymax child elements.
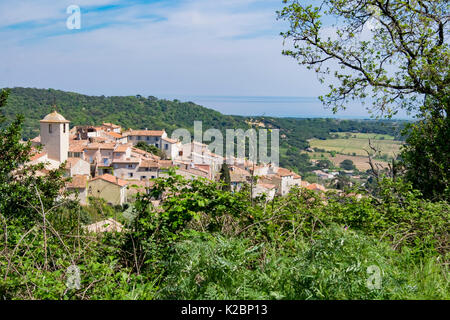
<box><xmin>40</xmin><ymin>110</ymin><xmax>70</xmax><ymax>163</ymax></box>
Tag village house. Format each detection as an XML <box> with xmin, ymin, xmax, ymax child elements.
<box><xmin>66</xmin><ymin>175</ymin><xmax>89</xmax><ymax>205</ymax></box>
<box><xmin>88</xmin><ymin>174</ymin><xmax>128</xmax><ymax>206</ymax></box>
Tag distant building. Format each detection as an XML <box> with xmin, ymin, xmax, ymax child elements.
<box><xmin>88</xmin><ymin>174</ymin><xmax>128</xmax><ymax>206</ymax></box>
<box><xmin>39</xmin><ymin>110</ymin><xmax>70</xmax><ymax>163</ymax></box>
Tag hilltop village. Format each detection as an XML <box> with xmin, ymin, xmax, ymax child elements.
<box><xmin>28</xmin><ymin>110</ymin><xmax>327</xmax><ymax>207</ymax></box>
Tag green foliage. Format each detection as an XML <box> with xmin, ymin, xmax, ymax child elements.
<box><xmin>135</xmin><ymin>141</ymin><xmax>166</xmax><ymax>159</ymax></box>
<box><xmin>0</xmin><ymin>89</ymin><xmax>448</xmax><ymax>300</ymax></box>
<box><xmin>278</xmin><ymin>0</ymin><xmax>449</xmax><ymax>116</ymax></box>
<box><xmin>401</xmin><ymin>105</ymin><xmax>450</xmax><ymax>201</ymax></box>
<box><xmin>340</xmin><ymin>159</ymin><xmax>355</xmax><ymax>171</ymax></box>
<box><xmin>159</xmin><ymin>227</ymin><xmax>448</xmax><ymax>300</ymax></box>
<box><xmin>218</xmin><ymin>163</ymin><xmax>231</xmax><ymax>191</ymax></box>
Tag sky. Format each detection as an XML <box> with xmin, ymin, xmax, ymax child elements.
<box><xmin>0</xmin><ymin>0</ymin><xmax>411</xmax><ymax>118</ymax></box>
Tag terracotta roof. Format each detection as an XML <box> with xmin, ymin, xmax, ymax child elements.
<box><xmin>66</xmin><ymin>175</ymin><xmax>88</xmax><ymax>189</ymax></box>
<box><xmin>178</xmin><ymin>168</ymin><xmax>209</xmax><ymax>178</ymax></box>
<box><xmin>257</xmin><ymin>183</ymin><xmax>276</xmax><ymax>190</ymax></box>
<box><xmin>102</xmin><ymin>123</ymin><xmax>121</xmax><ymax>129</ymax></box>
<box><xmin>114</xmin><ymin>144</ymin><xmax>131</xmax><ymax>153</ymax></box>
<box><xmin>40</xmin><ymin>111</ymin><xmax>70</xmax><ymax>123</ymax></box>
<box><xmin>140</xmin><ymin>160</ymin><xmax>160</xmax><ymax>168</ymax></box>
<box><xmin>65</xmin><ymin>157</ymin><xmax>82</xmax><ymax>168</ymax></box>
<box><xmin>300</xmin><ymin>181</ymin><xmax>310</xmax><ymax>188</ymax></box>
<box><xmin>230</xmin><ymin>166</ymin><xmax>251</xmax><ymax>176</ymax></box>
<box><xmin>90</xmin><ymin>174</ymin><xmax>128</xmax><ymax>187</ymax></box>
<box><xmin>126</xmin><ymin>130</ymin><xmax>166</xmax><ymax>136</ymax></box>
<box><xmin>30</xmin><ymin>151</ymin><xmax>47</xmax><ymax>161</ymax></box>
<box><xmin>112</xmin><ymin>157</ymin><xmax>141</xmax><ymax>164</ymax></box>
<box><xmin>277</xmin><ymin>168</ymin><xmax>295</xmax><ymax>177</ymax></box>
<box><xmin>162</xmin><ymin>137</ymin><xmax>178</xmax><ymax>144</ymax></box>
<box><xmin>159</xmin><ymin>160</ymin><xmax>174</xmax><ymax>169</ymax></box>
<box><xmin>306</xmin><ymin>183</ymin><xmax>327</xmax><ymax>192</ymax></box>
<box><xmin>69</xmin><ymin>141</ymin><xmax>88</xmax><ymax>152</ymax></box>
<box><xmin>84</xmin><ymin>143</ymin><xmax>116</xmax><ymax>150</ymax></box>
<box><xmin>106</xmin><ymin>132</ymin><xmax>123</xmax><ymax>139</ymax></box>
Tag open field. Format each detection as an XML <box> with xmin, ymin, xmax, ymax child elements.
<box><xmin>332</xmin><ymin>132</ymin><xmax>397</xmax><ymax>140</ymax></box>
<box><xmin>309</xmin><ymin>151</ymin><xmax>389</xmax><ymax>171</ymax></box>
<box><xmin>309</xmin><ymin>132</ymin><xmax>403</xmax><ymax>158</ymax></box>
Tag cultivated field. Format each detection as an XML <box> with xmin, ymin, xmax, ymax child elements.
<box><xmin>309</xmin><ymin>152</ymin><xmax>390</xmax><ymax>171</ymax></box>
<box><xmin>309</xmin><ymin>132</ymin><xmax>403</xmax><ymax>158</ymax></box>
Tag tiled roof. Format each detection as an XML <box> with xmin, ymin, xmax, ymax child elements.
<box><xmin>65</xmin><ymin>157</ymin><xmax>82</xmax><ymax>168</ymax></box>
<box><xmin>112</xmin><ymin>157</ymin><xmax>141</xmax><ymax>164</ymax></box>
<box><xmin>277</xmin><ymin>168</ymin><xmax>295</xmax><ymax>177</ymax></box>
<box><xmin>66</xmin><ymin>175</ymin><xmax>88</xmax><ymax>189</ymax></box>
<box><xmin>114</xmin><ymin>144</ymin><xmax>131</xmax><ymax>153</ymax></box>
<box><xmin>140</xmin><ymin>160</ymin><xmax>160</xmax><ymax>168</ymax></box>
<box><xmin>125</xmin><ymin>130</ymin><xmax>166</xmax><ymax>136</ymax></box>
<box><xmin>106</xmin><ymin>132</ymin><xmax>123</xmax><ymax>139</ymax></box>
<box><xmin>162</xmin><ymin>137</ymin><xmax>178</xmax><ymax>144</ymax></box>
<box><xmin>40</xmin><ymin>111</ymin><xmax>70</xmax><ymax>123</ymax></box>
<box><xmin>30</xmin><ymin>151</ymin><xmax>47</xmax><ymax>161</ymax></box>
<box><xmin>159</xmin><ymin>160</ymin><xmax>174</xmax><ymax>169</ymax></box>
<box><xmin>257</xmin><ymin>183</ymin><xmax>276</xmax><ymax>190</ymax></box>
<box><xmin>69</xmin><ymin>140</ymin><xmax>88</xmax><ymax>152</ymax></box>
<box><xmin>102</xmin><ymin>123</ymin><xmax>121</xmax><ymax>128</ymax></box>
<box><xmin>306</xmin><ymin>183</ymin><xmax>327</xmax><ymax>192</ymax></box>
<box><xmin>90</xmin><ymin>174</ymin><xmax>128</xmax><ymax>187</ymax></box>
<box><xmin>84</xmin><ymin>143</ymin><xmax>116</xmax><ymax>150</ymax></box>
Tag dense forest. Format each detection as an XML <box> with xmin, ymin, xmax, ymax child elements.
<box><xmin>2</xmin><ymin>87</ymin><xmax>407</xmax><ymax>174</ymax></box>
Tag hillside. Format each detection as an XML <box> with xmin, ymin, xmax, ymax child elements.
<box><xmin>2</xmin><ymin>87</ymin><xmax>408</xmax><ymax>174</ymax></box>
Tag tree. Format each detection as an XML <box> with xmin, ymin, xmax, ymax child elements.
<box><xmin>135</xmin><ymin>141</ymin><xmax>166</xmax><ymax>159</ymax></box>
<box><xmin>278</xmin><ymin>0</ymin><xmax>449</xmax><ymax>199</ymax></box>
<box><xmin>317</xmin><ymin>159</ymin><xmax>333</xmax><ymax>169</ymax></box>
<box><xmin>340</xmin><ymin>159</ymin><xmax>355</xmax><ymax>171</ymax></box>
<box><xmin>278</xmin><ymin>0</ymin><xmax>449</xmax><ymax>117</ymax></box>
<box><xmin>401</xmin><ymin>105</ymin><xmax>450</xmax><ymax>200</ymax></box>
<box><xmin>219</xmin><ymin>163</ymin><xmax>232</xmax><ymax>191</ymax></box>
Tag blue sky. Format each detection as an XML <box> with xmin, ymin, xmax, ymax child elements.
<box><xmin>0</xmin><ymin>0</ymin><xmax>411</xmax><ymax>118</ymax></box>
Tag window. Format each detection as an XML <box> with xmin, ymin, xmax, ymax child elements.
<box><xmin>179</xmin><ymin>151</ymin><xmax>183</xmax><ymax>156</ymax></box>
<box><xmin>146</xmin><ymin>136</ymin><xmax>150</xmax><ymax>141</ymax></box>
<box><xmin>63</xmin><ymin>123</ymin><xmax>66</xmax><ymax>133</ymax></box>
<box><xmin>165</xmin><ymin>144</ymin><xmax>169</xmax><ymax>150</ymax></box>
<box><xmin>129</xmin><ymin>173</ymin><xmax>133</xmax><ymax>178</ymax></box>
<box><xmin>49</xmin><ymin>124</ymin><xmax>52</xmax><ymax>133</ymax></box>
<box><xmin>127</xmin><ymin>164</ymin><xmax>133</xmax><ymax>169</ymax></box>
<box><xmin>137</xmin><ymin>136</ymin><xmax>141</xmax><ymax>140</ymax></box>
<box><xmin>103</xmin><ymin>158</ymin><xmax>108</xmax><ymax>165</ymax></box>
<box><xmin>141</xmin><ymin>176</ymin><xmax>146</xmax><ymax>180</ymax></box>
<box><xmin>151</xmin><ymin>175</ymin><xmax>156</xmax><ymax>179</ymax></box>
<box><xmin>156</xmin><ymin>143</ymin><xmax>159</xmax><ymax>148</ymax></box>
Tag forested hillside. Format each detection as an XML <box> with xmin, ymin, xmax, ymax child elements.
<box><xmin>2</xmin><ymin>87</ymin><xmax>407</xmax><ymax>174</ymax></box>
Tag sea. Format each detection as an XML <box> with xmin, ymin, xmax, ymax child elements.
<box><xmin>156</xmin><ymin>95</ymin><xmax>413</xmax><ymax>120</ymax></box>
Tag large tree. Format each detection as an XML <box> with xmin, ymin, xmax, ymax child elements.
<box><xmin>278</xmin><ymin>0</ymin><xmax>448</xmax><ymax>116</ymax></box>
<box><xmin>279</xmin><ymin>0</ymin><xmax>449</xmax><ymax>199</ymax></box>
